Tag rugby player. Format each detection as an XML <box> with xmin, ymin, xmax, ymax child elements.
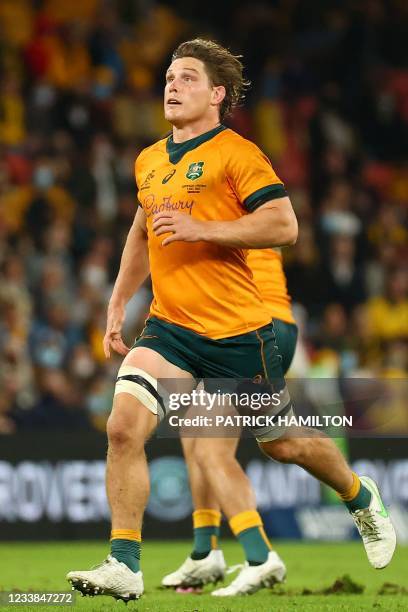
<box><xmin>162</xmin><ymin>248</ymin><xmax>299</xmax><ymax>595</ymax></box>
<box><xmin>67</xmin><ymin>39</ymin><xmax>396</xmax><ymax>602</ymax></box>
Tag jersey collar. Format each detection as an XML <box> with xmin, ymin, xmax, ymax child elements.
<box><xmin>166</xmin><ymin>124</ymin><xmax>226</xmax><ymax>164</ymax></box>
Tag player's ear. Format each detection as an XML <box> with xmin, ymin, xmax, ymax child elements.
<box><xmin>211</xmin><ymin>85</ymin><xmax>226</xmax><ymax>107</ymax></box>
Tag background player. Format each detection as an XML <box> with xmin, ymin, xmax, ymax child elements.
<box><xmin>67</xmin><ymin>39</ymin><xmax>396</xmax><ymax>603</ymax></box>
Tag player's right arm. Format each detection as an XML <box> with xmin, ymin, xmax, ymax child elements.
<box><xmin>103</xmin><ymin>207</ymin><xmax>149</xmax><ymax>358</ymax></box>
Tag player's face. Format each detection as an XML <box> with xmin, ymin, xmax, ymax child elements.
<box><xmin>164</xmin><ymin>57</ymin><xmax>221</xmax><ymax>126</ymax></box>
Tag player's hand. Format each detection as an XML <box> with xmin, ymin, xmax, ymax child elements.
<box><xmin>103</xmin><ymin>303</ymin><xmax>130</xmax><ymax>358</ymax></box>
<box><xmin>152</xmin><ymin>212</ymin><xmax>206</xmax><ymax>246</ymax></box>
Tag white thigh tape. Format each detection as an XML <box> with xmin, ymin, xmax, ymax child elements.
<box><xmin>114</xmin><ymin>365</ymin><xmax>162</xmax><ymax>417</ymax></box>
<box><xmin>253</xmin><ymin>387</ymin><xmax>293</xmax><ymax>442</ymax></box>
<box><xmin>254</xmin><ymin>406</ymin><xmax>295</xmax><ymax>442</ymax></box>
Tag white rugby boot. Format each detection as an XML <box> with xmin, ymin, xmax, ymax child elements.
<box><xmin>67</xmin><ymin>555</ymin><xmax>143</xmax><ymax>602</ymax></box>
<box><xmin>161</xmin><ymin>549</ymin><xmax>226</xmax><ymax>588</ymax></box>
<box><xmin>211</xmin><ymin>550</ymin><xmax>286</xmax><ymax>596</ymax></box>
<box><xmin>350</xmin><ymin>476</ymin><xmax>396</xmax><ymax>569</ymax></box>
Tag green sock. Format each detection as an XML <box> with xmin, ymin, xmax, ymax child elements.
<box><xmin>191</xmin><ymin>526</ymin><xmax>220</xmax><ymax>560</ymax></box>
<box><xmin>344</xmin><ymin>484</ymin><xmax>372</xmax><ymax>512</ymax></box>
<box><xmin>111</xmin><ymin>539</ymin><xmax>140</xmax><ymax>573</ymax></box>
<box><xmin>237</xmin><ymin>526</ymin><xmax>270</xmax><ymax>566</ymax></box>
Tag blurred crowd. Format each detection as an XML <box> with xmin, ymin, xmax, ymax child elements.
<box><xmin>0</xmin><ymin>0</ymin><xmax>406</xmax><ymax>434</ymax></box>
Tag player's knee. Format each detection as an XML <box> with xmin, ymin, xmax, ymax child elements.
<box><xmin>259</xmin><ymin>437</ymin><xmax>301</xmax><ymax>464</ymax></box>
<box><xmin>106</xmin><ymin>400</ymin><xmax>150</xmax><ymax>454</ymax></box>
<box><xmin>193</xmin><ymin>443</ymin><xmax>209</xmax><ymax>469</ymax></box>
<box><xmin>182</xmin><ymin>437</ymin><xmax>199</xmax><ymax>464</ymax></box>
<box><xmin>195</xmin><ymin>442</ymin><xmax>234</xmax><ymax>471</ymax></box>
<box><xmin>194</xmin><ymin>442</ymin><xmax>219</xmax><ymax>469</ymax></box>
<box><xmin>106</xmin><ymin>413</ymin><xmax>134</xmax><ymax>449</ymax></box>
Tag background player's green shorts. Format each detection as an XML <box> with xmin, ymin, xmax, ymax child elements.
<box><xmin>273</xmin><ymin>318</ymin><xmax>298</xmax><ymax>374</ymax></box>
<box><xmin>133</xmin><ymin>316</ymin><xmax>297</xmax><ymax>380</ymax></box>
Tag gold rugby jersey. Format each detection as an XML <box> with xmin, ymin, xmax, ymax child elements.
<box><xmin>135</xmin><ymin>125</ymin><xmax>287</xmax><ymax>339</ymax></box>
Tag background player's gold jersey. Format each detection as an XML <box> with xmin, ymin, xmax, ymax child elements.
<box><xmin>248</xmin><ymin>248</ymin><xmax>295</xmax><ymax>325</ymax></box>
<box><xmin>135</xmin><ymin>125</ymin><xmax>288</xmax><ymax>339</ymax></box>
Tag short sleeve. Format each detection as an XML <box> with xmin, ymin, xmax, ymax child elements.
<box><xmin>225</xmin><ymin>139</ymin><xmax>287</xmax><ymax>212</ymax></box>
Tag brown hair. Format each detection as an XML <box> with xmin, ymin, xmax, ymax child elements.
<box><xmin>171</xmin><ymin>38</ymin><xmax>250</xmax><ymax>121</ymax></box>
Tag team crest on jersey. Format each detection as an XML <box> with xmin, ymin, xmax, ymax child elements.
<box><xmin>186</xmin><ymin>161</ymin><xmax>204</xmax><ymax>180</ymax></box>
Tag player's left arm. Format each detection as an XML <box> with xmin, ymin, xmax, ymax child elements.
<box><xmin>153</xmin><ymin>139</ymin><xmax>298</xmax><ymax>248</ymax></box>
<box><xmin>152</xmin><ymin>196</ymin><xmax>297</xmax><ymax>248</ymax></box>
<box><xmin>198</xmin><ymin>196</ymin><xmax>298</xmax><ymax>248</ymax></box>
<box><xmin>153</xmin><ymin>197</ymin><xmax>298</xmax><ymax>249</ymax></box>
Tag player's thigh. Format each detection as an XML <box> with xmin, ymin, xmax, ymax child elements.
<box><xmin>123</xmin><ymin>346</ymin><xmax>195</xmax><ymax>379</ymax></box>
<box><xmin>273</xmin><ymin>319</ymin><xmax>298</xmax><ymax>374</ymax></box>
<box><xmin>109</xmin><ymin>347</ymin><xmax>196</xmax><ymax>442</ymax></box>
<box><xmin>199</xmin><ymin>325</ymin><xmax>294</xmax><ymax>444</ymax></box>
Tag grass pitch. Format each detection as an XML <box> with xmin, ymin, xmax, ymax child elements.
<box><xmin>0</xmin><ymin>540</ymin><xmax>407</xmax><ymax>611</ymax></box>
